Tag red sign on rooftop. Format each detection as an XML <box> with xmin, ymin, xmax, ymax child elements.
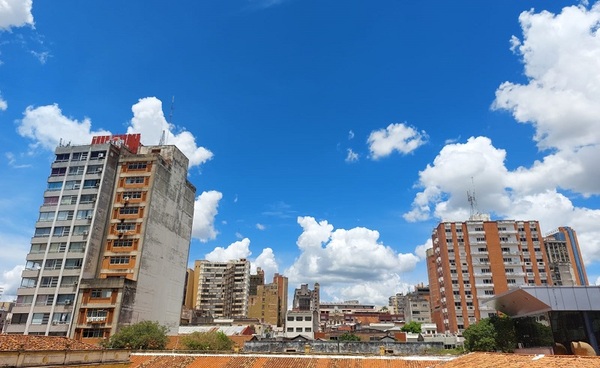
<box><xmin>91</xmin><ymin>133</ymin><xmax>141</xmax><ymax>153</ymax></box>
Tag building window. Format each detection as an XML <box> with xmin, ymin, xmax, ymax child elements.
<box><xmin>57</xmin><ymin>210</ymin><xmax>74</xmax><ymax>221</ymax></box>
<box><xmin>51</xmin><ymin>167</ymin><xmax>67</xmax><ymax>177</ymax></box>
<box><xmin>128</xmin><ymin>163</ymin><xmax>147</xmax><ymax>170</ymax></box>
<box><xmin>125</xmin><ymin>177</ymin><xmax>145</xmax><ymax>184</ymax></box>
<box><xmin>91</xmin><ymin>289</ymin><xmax>112</xmax><ymax>298</ymax></box>
<box><xmin>76</xmin><ymin>210</ymin><xmax>94</xmax><ymax>220</ymax></box>
<box><xmin>61</xmin><ymin>195</ymin><xmax>78</xmax><ymax>205</ymax></box>
<box><xmin>68</xmin><ymin>166</ymin><xmax>85</xmax><ymax>175</ymax></box>
<box><xmin>116</xmin><ymin>223</ymin><xmax>136</xmax><ymax>231</ymax></box>
<box><xmin>80</xmin><ymin>194</ymin><xmax>96</xmax><ymax>203</ymax></box>
<box><xmin>119</xmin><ymin>206</ymin><xmax>140</xmax><ymax>215</ymax></box>
<box><xmin>296</xmin><ymin>316</ymin><xmax>303</xmax><ymax>321</ymax></box>
<box><xmin>53</xmin><ymin>225</ymin><xmax>71</xmax><ymax>237</ymax></box>
<box><xmin>31</xmin><ymin>313</ymin><xmax>50</xmax><ymax>325</ymax></box>
<box><xmin>90</xmin><ymin>151</ymin><xmax>106</xmax><ymax>160</ymax></box>
<box><xmin>65</xmin><ymin>258</ymin><xmax>83</xmax><ymax>269</ymax></box>
<box><xmin>87</xmin><ymin>165</ymin><xmax>103</xmax><ymax>174</ymax></box>
<box><xmin>287</xmin><ymin>327</ymin><xmax>293</xmax><ymax>332</ymax></box>
<box><xmin>38</xmin><ymin>212</ymin><xmax>54</xmax><ymax>222</ymax></box>
<box><xmin>47</xmin><ymin>182</ymin><xmax>63</xmax><ymax>191</ymax></box>
<box><xmin>43</xmin><ymin>196</ymin><xmax>59</xmax><ymax>206</ymax></box>
<box><xmin>30</xmin><ymin>244</ymin><xmax>46</xmax><ymax>253</ymax></box>
<box><xmin>34</xmin><ymin>227</ymin><xmax>52</xmax><ymax>237</ymax></box>
<box><xmin>11</xmin><ymin>314</ymin><xmax>29</xmax><ymax>324</ymax></box>
<box><xmin>296</xmin><ymin>328</ymin><xmax>302</xmax><ymax>332</ymax></box>
<box><xmin>61</xmin><ymin>276</ymin><xmax>78</xmax><ymax>287</ymax></box>
<box><xmin>82</xmin><ymin>329</ymin><xmax>104</xmax><ymax>338</ymax></box>
<box><xmin>113</xmin><ymin>239</ymin><xmax>134</xmax><ymax>247</ymax></box>
<box><xmin>109</xmin><ymin>256</ymin><xmax>130</xmax><ymax>265</ymax></box>
<box><xmin>52</xmin><ymin>312</ymin><xmax>71</xmax><ymax>324</ymax></box>
<box><xmin>49</xmin><ymin>242</ymin><xmax>67</xmax><ymax>253</ymax></box>
<box><xmin>122</xmin><ymin>191</ymin><xmax>143</xmax><ymax>199</ymax></box>
<box><xmin>305</xmin><ymin>328</ymin><xmax>312</xmax><ymax>332</ymax></box>
<box><xmin>73</xmin><ymin>226</ymin><xmax>89</xmax><ymax>236</ymax></box>
<box><xmin>507</xmin><ymin>279</ymin><xmax>516</xmax><ymax>284</ymax></box>
<box><xmin>83</xmin><ymin>179</ymin><xmax>100</xmax><ymax>188</ymax></box>
<box><xmin>55</xmin><ymin>153</ymin><xmax>70</xmax><ymax>162</ymax></box>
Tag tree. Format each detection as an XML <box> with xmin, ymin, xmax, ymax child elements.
<box><xmin>463</xmin><ymin>318</ymin><xmax>497</xmax><ymax>352</ymax></box>
<box><xmin>338</xmin><ymin>332</ymin><xmax>361</xmax><ymax>341</ymax></box>
<box><xmin>102</xmin><ymin>321</ymin><xmax>168</xmax><ymax>350</ymax></box>
<box><xmin>401</xmin><ymin>321</ymin><xmax>422</xmax><ymax>333</ymax></box>
<box><xmin>489</xmin><ymin>315</ymin><xmax>517</xmax><ymax>352</ymax></box>
<box><xmin>514</xmin><ymin>317</ymin><xmax>554</xmax><ymax>347</ymax></box>
<box><xmin>180</xmin><ymin>331</ymin><xmax>233</xmax><ymax>351</ymax></box>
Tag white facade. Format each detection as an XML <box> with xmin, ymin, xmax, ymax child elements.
<box><xmin>285</xmin><ymin>310</ymin><xmax>318</xmax><ymax>339</ymax></box>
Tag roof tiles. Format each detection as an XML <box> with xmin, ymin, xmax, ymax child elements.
<box><xmin>0</xmin><ymin>334</ymin><xmax>101</xmax><ymax>351</ymax></box>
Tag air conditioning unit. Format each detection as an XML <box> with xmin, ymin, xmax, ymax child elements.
<box><xmin>123</xmin><ymin>196</ymin><xmax>130</xmax><ymax>201</ymax></box>
<box><xmin>98</xmin><ymin>153</ymin><xmax>105</xmax><ymax>159</ymax></box>
<box><xmin>97</xmin><ymin>168</ymin><xmax>103</xmax><ymax>173</ymax></box>
<box><xmin>82</xmin><ymin>231</ymin><xmax>89</xmax><ymax>237</ymax></box>
<box><xmin>64</xmin><ymin>299</ymin><xmax>71</xmax><ymax>305</ymax></box>
<box><xmin>95</xmin><ymin>183</ymin><xmax>100</xmax><ymax>187</ymax></box>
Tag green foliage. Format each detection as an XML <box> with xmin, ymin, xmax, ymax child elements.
<box><xmin>401</xmin><ymin>321</ymin><xmax>422</xmax><ymax>333</ymax></box>
<box><xmin>102</xmin><ymin>321</ymin><xmax>168</xmax><ymax>350</ymax></box>
<box><xmin>463</xmin><ymin>318</ymin><xmax>498</xmax><ymax>352</ymax></box>
<box><xmin>180</xmin><ymin>331</ymin><xmax>233</xmax><ymax>351</ymax></box>
<box><xmin>489</xmin><ymin>315</ymin><xmax>517</xmax><ymax>352</ymax></box>
<box><xmin>338</xmin><ymin>332</ymin><xmax>361</xmax><ymax>341</ymax></box>
<box><xmin>514</xmin><ymin>317</ymin><xmax>554</xmax><ymax>347</ymax></box>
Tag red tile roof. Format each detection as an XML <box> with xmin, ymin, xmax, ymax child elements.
<box><xmin>0</xmin><ymin>334</ymin><xmax>102</xmax><ymax>351</ymax></box>
<box><xmin>433</xmin><ymin>352</ymin><xmax>600</xmax><ymax>368</ymax></box>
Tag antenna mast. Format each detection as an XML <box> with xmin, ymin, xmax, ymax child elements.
<box><xmin>159</xmin><ymin>96</ymin><xmax>174</xmax><ymax>146</ymax></box>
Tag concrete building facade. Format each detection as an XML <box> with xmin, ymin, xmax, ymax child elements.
<box><xmin>427</xmin><ymin>217</ymin><xmax>587</xmax><ymax>334</ymax></box>
<box><xmin>194</xmin><ymin>259</ymin><xmax>251</xmax><ymax>318</ymax></box>
<box><xmin>6</xmin><ymin>135</ymin><xmax>195</xmax><ymax>344</ymax></box>
<box><xmin>544</xmin><ymin>226</ymin><xmax>588</xmax><ymax>286</ymax></box>
<box><xmin>247</xmin><ymin>273</ymin><xmax>288</xmax><ymax>327</ymax></box>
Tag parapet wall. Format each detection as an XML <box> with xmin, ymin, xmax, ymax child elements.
<box><xmin>243</xmin><ymin>341</ymin><xmax>443</xmax><ymax>355</ymax></box>
<box><xmin>0</xmin><ymin>349</ymin><xmax>130</xmax><ymax>367</ymax></box>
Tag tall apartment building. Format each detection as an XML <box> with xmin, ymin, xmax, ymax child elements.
<box><xmin>544</xmin><ymin>226</ymin><xmax>588</xmax><ymax>286</ymax></box>
<box><xmin>427</xmin><ymin>217</ymin><xmax>587</xmax><ymax>334</ymax></box>
<box><xmin>7</xmin><ymin>134</ymin><xmax>195</xmax><ymax>343</ymax></box>
<box><xmin>194</xmin><ymin>259</ymin><xmax>250</xmax><ymax>318</ymax></box>
<box><xmin>248</xmin><ymin>273</ymin><xmax>288</xmax><ymax>327</ymax></box>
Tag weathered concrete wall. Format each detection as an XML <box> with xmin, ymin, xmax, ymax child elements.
<box><xmin>243</xmin><ymin>341</ymin><xmax>444</xmax><ymax>355</ymax></box>
<box><xmin>129</xmin><ymin>146</ymin><xmax>195</xmax><ymax>334</ymax></box>
<box><xmin>0</xmin><ymin>349</ymin><xmax>130</xmax><ymax>367</ymax></box>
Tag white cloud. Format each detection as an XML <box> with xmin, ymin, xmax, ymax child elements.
<box><xmin>256</xmin><ymin>223</ymin><xmax>266</xmax><ymax>231</ymax></box>
<box><xmin>0</xmin><ymin>0</ymin><xmax>34</xmax><ymax>30</ymax></box>
<box><xmin>285</xmin><ymin>216</ymin><xmax>420</xmax><ymax>305</ymax></box>
<box><xmin>205</xmin><ymin>238</ymin><xmax>252</xmax><ymax>262</ymax></box>
<box><xmin>0</xmin><ymin>94</ymin><xmax>7</xmax><ymax>111</ymax></box>
<box><xmin>192</xmin><ymin>190</ymin><xmax>222</xmax><ymax>242</ymax></box>
<box><xmin>16</xmin><ymin>97</ymin><xmax>213</xmax><ymax>168</ymax></box>
<box><xmin>17</xmin><ymin>104</ymin><xmax>110</xmax><ymax>151</ymax></box>
<box><xmin>253</xmin><ymin>248</ymin><xmax>279</xmax><ymax>280</ymax></box>
<box><xmin>414</xmin><ymin>239</ymin><xmax>432</xmax><ymax>260</ymax></box>
<box><xmin>345</xmin><ymin>148</ymin><xmax>359</xmax><ymax>163</ymax></box>
<box><xmin>596</xmin><ymin>276</ymin><xmax>600</xmax><ymax>286</ymax></box>
<box><xmin>127</xmin><ymin>97</ymin><xmax>213</xmax><ymax>168</ymax></box>
<box><xmin>367</xmin><ymin>123</ymin><xmax>427</xmax><ymax>159</ymax></box>
<box><xmin>0</xmin><ymin>265</ymin><xmax>24</xmax><ymax>301</ymax></box>
<box><xmin>5</xmin><ymin>152</ymin><xmax>30</xmax><ymax>168</ymax></box>
<box><xmin>348</xmin><ymin>130</ymin><xmax>355</xmax><ymax>140</ymax></box>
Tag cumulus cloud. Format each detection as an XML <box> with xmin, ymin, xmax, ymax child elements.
<box><xmin>0</xmin><ymin>265</ymin><xmax>24</xmax><ymax>301</ymax></box>
<box><xmin>253</xmin><ymin>248</ymin><xmax>279</xmax><ymax>280</ymax></box>
<box><xmin>205</xmin><ymin>238</ymin><xmax>252</xmax><ymax>262</ymax></box>
<box><xmin>0</xmin><ymin>0</ymin><xmax>34</xmax><ymax>30</ymax></box>
<box><xmin>414</xmin><ymin>239</ymin><xmax>432</xmax><ymax>260</ymax></box>
<box><xmin>285</xmin><ymin>216</ymin><xmax>420</xmax><ymax>305</ymax></box>
<box><xmin>0</xmin><ymin>94</ymin><xmax>7</xmax><ymax>111</ymax></box>
<box><xmin>367</xmin><ymin>123</ymin><xmax>427</xmax><ymax>159</ymax></box>
<box><xmin>345</xmin><ymin>148</ymin><xmax>359</xmax><ymax>163</ymax></box>
<box><xmin>127</xmin><ymin>97</ymin><xmax>213</xmax><ymax>168</ymax></box>
<box><xmin>192</xmin><ymin>190</ymin><xmax>223</xmax><ymax>242</ymax></box>
<box><xmin>16</xmin><ymin>97</ymin><xmax>213</xmax><ymax>168</ymax></box>
<box><xmin>17</xmin><ymin>104</ymin><xmax>111</xmax><ymax>151</ymax></box>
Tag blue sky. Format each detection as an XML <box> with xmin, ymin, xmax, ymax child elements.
<box><xmin>1</xmin><ymin>0</ymin><xmax>600</xmax><ymax>305</ymax></box>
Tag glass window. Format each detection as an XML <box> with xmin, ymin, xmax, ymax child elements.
<box><xmin>38</xmin><ymin>212</ymin><xmax>54</xmax><ymax>222</ymax></box>
<box><xmin>43</xmin><ymin>196</ymin><xmax>59</xmax><ymax>205</ymax></box>
<box><xmin>109</xmin><ymin>256</ymin><xmax>130</xmax><ymax>265</ymax></box>
<box><xmin>61</xmin><ymin>276</ymin><xmax>78</xmax><ymax>287</ymax></box>
<box><xmin>65</xmin><ymin>258</ymin><xmax>83</xmax><ymax>269</ymax></box>
<box><xmin>73</xmin><ymin>225</ymin><xmax>89</xmax><ymax>235</ymax></box>
<box><xmin>44</xmin><ymin>259</ymin><xmax>62</xmax><ymax>270</ymax></box>
<box><xmin>55</xmin><ymin>153</ymin><xmax>70</xmax><ymax>162</ymax></box>
<box><xmin>47</xmin><ymin>182</ymin><xmax>63</xmax><ymax>191</ymax></box>
<box><xmin>68</xmin><ymin>166</ymin><xmax>84</xmax><ymax>175</ymax></box>
<box><xmin>72</xmin><ymin>152</ymin><xmax>88</xmax><ymax>161</ymax></box>
<box><xmin>87</xmin><ymin>165</ymin><xmax>103</xmax><ymax>174</ymax></box>
<box><xmin>122</xmin><ymin>191</ymin><xmax>142</xmax><ymax>199</ymax></box>
<box><xmin>69</xmin><ymin>242</ymin><xmax>85</xmax><ymax>253</ymax></box>
<box><xmin>51</xmin><ymin>167</ymin><xmax>66</xmax><ymax>177</ymax></box>
<box><xmin>49</xmin><ymin>242</ymin><xmax>67</xmax><ymax>253</ymax></box>
<box><xmin>119</xmin><ymin>206</ymin><xmax>139</xmax><ymax>215</ymax></box>
<box><xmin>21</xmin><ymin>278</ymin><xmax>37</xmax><ymax>288</ymax></box>
<box><xmin>34</xmin><ymin>227</ymin><xmax>52</xmax><ymax>237</ymax></box>
<box><xmin>76</xmin><ymin>210</ymin><xmax>94</xmax><ymax>220</ymax></box>
<box><xmin>127</xmin><ymin>162</ymin><xmax>147</xmax><ymax>170</ymax></box>
<box><xmin>64</xmin><ymin>180</ymin><xmax>81</xmax><ymax>190</ymax></box>
<box><xmin>113</xmin><ymin>239</ymin><xmax>133</xmax><ymax>247</ymax></box>
<box><xmin>30</xmin><ymin>244</ymin><xmax>46</xmax><ymax>253</ymax></box>
<box><xmin>53</xmin><ymin>226</ymin><xmax>70</xmax><ymax>237</ymax></box>
<box><xmin>61</xmin><ymin>195</ymin><xmax>78</xmax><ymax>205</ymax></box>
<box><xmin>125</xmin><ymin>177</ymin><xmax>145</xmax><ymax>184</ymax></box>
<box><xmin>82</xmin><ymin>329</ymin><xmax>104</xmax><ymax>338</ymax></box>
<box><xmin>80</xmin><ymin>194</ymin><xmax>96</xmax><ymax>204</ymax></box>
<box><xmin>116</xmin><ymin>223</ymin><xmax>136</xmax><ymax>231</ymax></box>
<box><xmin>83</xmin><ymin>179</ymin><xmax>100</xmax><ymax>188</ymax></box>
<box><xmin>31</xmin><ymin>313</ymin><xmax>50</xmax><ymax>325</ymax></box>
<box><xmin>56</xmin><ymin>294</ymin><xmax>75</xmax><ymax>305</ymax></box>
<box><xmin>39</xmin><ymin>276</ymin><xmax>59</xmax><ymax>287</ymax></box>
<box><xmin>56</xmin><ymin>210</ymin><xmax>74</xmax><ymax>221</ymax></box>
<box><xmin>52</xmin><ymin>312</ymin><xmax>71</xmax><ymax>324</ymax></box>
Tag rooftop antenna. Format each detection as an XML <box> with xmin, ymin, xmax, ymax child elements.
<box><xmin>467</xmin><ymin>176</ymin><xmax>478</xmax><ymax>219</ymax></box>
<box><xmin>159</xmin><ymin>96</ymin><xmax>174</xmax><ymax>145</ymax></box>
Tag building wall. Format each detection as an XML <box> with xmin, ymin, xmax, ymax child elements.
<box><xmin>285</xmin><ymin>310</ymin><xmax>318</xmax><ymax>339</ymax></box>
